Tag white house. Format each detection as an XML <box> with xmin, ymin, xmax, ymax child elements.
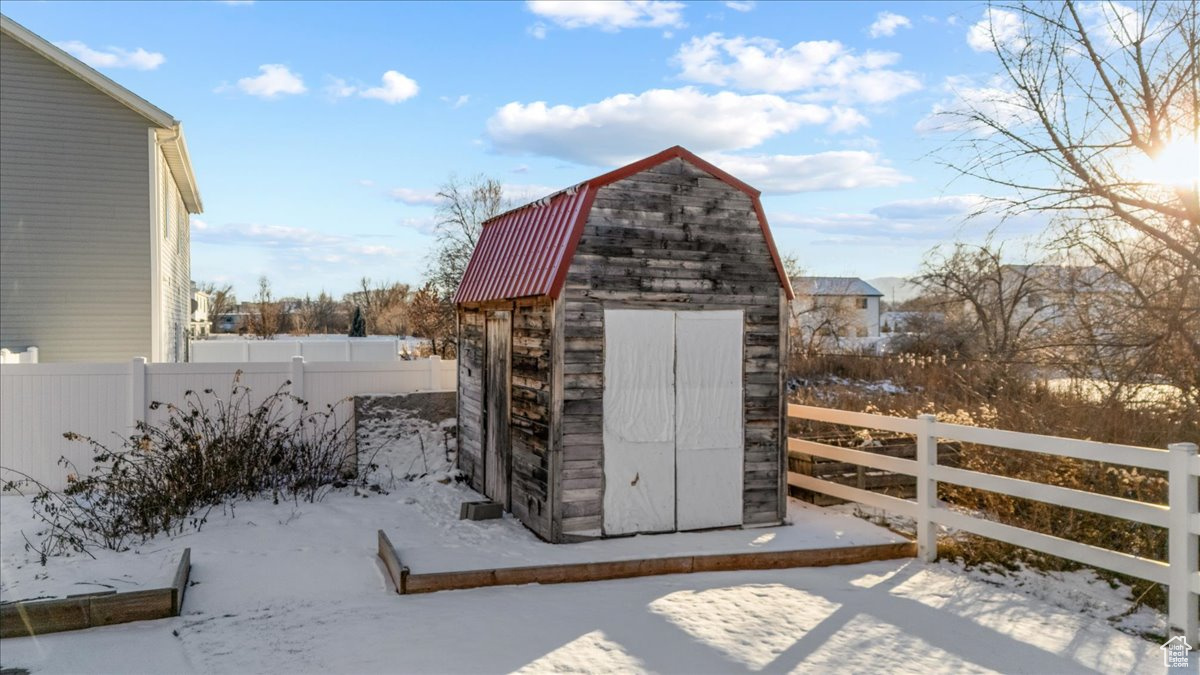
<box><xmin>189</xmin><ymin>283</ymin><xmax>211</xmax><ymax>339</ymax></box>
<box><xmin>791</xmin><ymin>277</ymin><xmax>884</xmax><ymax>344</ymax></box>
<box><xmin>0</xmin><ymin>15</ymin><xmax>202</xmax><ymax>363</ymax></box>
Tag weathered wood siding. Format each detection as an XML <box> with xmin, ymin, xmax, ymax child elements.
<box><xmin>456</xmin><ymin>302</ymin><xmax>553</xmax><ymax>540</ymax></box>
<box><xmin>457</xmin><ymin>307</ymin><xmax>485</xmax><ymax>493</ymax></box>
<box><xmin>508</xmin><ymin>303</ymin><xmax>552</xmax><ymax>539</ymax></box>
<box><xmin>557</xmin><ymin>157</ymin><xmax>786</xmax><ymax>535</ymax></box>
<box><xmin>0</xmin><ymin>32</ymin><xmax>152</xmax><ymax>362</ymax></box>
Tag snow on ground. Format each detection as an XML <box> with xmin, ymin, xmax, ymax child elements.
<box><xmin>0</xmin><ymin>412</ymin><xmax>1169</xmax><ymax>674</ymax></box>
<box><xmin>1046</xmin><ymin>377</ymin><xmax>1186</xmax><ymax>409</ymax></box>
<box><xmin>0</xmin><ymin>483</ymin><xmax>1167</xmax><ymax>674</ymax></box>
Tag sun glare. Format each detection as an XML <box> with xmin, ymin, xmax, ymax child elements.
<box><xmin>1132</xmin><ymin>136</ymin><xmax>1200</xmax><ymax>187</ymax></box>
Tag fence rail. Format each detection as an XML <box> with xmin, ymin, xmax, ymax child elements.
<box><xmin>1</xmin><ymin>356</ymin><xmax>456</xmax><ymax>490</ymax></box>
<box><xmin>786</xmin><ymin>403</ymin><xmax>1199</xmax><ymax>645</ymax></box>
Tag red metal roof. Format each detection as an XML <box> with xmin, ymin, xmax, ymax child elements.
<box><xmin>453</xmin><ymin>146</ymin><xmax>795</xmax><ymax>304</ymax></box>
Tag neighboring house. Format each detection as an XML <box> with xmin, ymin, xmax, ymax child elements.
<box><xmin>0</xmin><ymin>15</ymin><xmax>202</xmax><ymax>363</ymax></box>
<box><xmin>216</xmin><ymin>312</ymin><xmax>250</xmax><ymax>334</ymax></box>
<box><xmin>790</xmin><ymin>277</ymin><xmax>884</xmax><ymax>346</ymax></box>
<box><xmin>190</xmin><ymin>283</ymin><xmax>210</xmax><ymax>339</ymax></box>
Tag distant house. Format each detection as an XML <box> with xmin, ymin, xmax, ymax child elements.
<box><xmin>0</xmin><ymin>15</ymin><xmax>202</xmax><ymax>363</ymax></box>
<box><xmin>189</xmin><ymin>283</ymin><xmax>210</xmax><ymax>339</ymax></box>
<box><xmin>790</xmin><ymin>277</ymin><xmax>884</xmax><ymax>345</ymax></box>
<box><xmin>216</xmin><ymin>312</ymin><xmax>250</xmax><ymax>335</ymax></box>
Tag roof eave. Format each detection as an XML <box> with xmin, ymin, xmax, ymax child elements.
<box><xmin>155</xmin><ymin>126</ymin><xmax>203</xmax><ymax>213</ymax></box>
<box><xmin>1</xmin><ymin>14</ymin><xmax>178</xmax><ymax>130</ymax></box>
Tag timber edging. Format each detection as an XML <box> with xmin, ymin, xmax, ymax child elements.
<box><xmin>375</xmin><ymin>536</ymin><xmax>916</xmax><ymax>595</ymax></box>
<box><xmin>0</xmin><ymin>548</ymin><xmax>191</xmax><ymax>639</ymax></box>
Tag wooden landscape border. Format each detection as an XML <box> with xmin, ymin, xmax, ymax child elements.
<box><xmin>377</xmin><ymin>532</ymin><xmax>915</xmax><ymax>595</ymax></box>
<box><xmin>0</xmin><ymin>548</ymin><xmax>191</xmax><ymax>639</ymax></box>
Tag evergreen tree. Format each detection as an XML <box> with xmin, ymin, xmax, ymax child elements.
<box><xmin>348</xmin><ymin>306</ymin><xmax>367</xmax><ymax>338</ymax></box>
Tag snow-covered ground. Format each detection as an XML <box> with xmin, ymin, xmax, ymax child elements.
<box><xmin>0</xmin><ymin>414</ymin><xmax>1169</xmax><ymax>674</ymax></box>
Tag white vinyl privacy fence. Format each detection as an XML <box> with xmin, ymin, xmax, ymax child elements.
<box><xmin>1</xmin><ymin>357</ymin><xmax>456</xmax><ymax>490</ymax></box>
<box><xmin>190</xmin><ymin>338</ymin><xmax>417</xmax><ymax>363</ymax></box>
<box><xmin>787</xmin><ymin>404</ymin><xmax>1199</xmax><ymax>647</ymax></box>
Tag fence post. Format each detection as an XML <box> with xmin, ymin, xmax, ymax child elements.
<box><xmin>128</xmin><ymin>357</ymin><xmax>147</xmax><ymax>431</ymax></box>
<box><xmin>427</xmin><ymin>355</ymin><xmax>441</xmax><ymax>391</ymax></box>
<box><xmin>1168</xmin><ymin>441</ymin><xmax>1198</xmax><ymax>647</ymax></box>
<box><xmin>290</xmin><ymin>356</ymin><xmax>306</xmax><ymax>419</ymax></box>
<box><xmin>915</xmin><ymin>413</ymin><xmax>938</xmax><ymax>562</ymax></box>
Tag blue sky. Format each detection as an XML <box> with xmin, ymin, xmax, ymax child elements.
<box><xmin>2</xmin><ymin>0</ymin><xmax>1040</xmax><ymax>299</ymax></box>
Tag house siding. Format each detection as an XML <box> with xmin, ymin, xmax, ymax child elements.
<box><xmin>156</xmin><ymin>147</ymin><xmax>191</xmax><ymax>362</ymax></box>
<box><xmin>0</xmin><ymin>33</ymin><xmax>152</xmax><ymax>362</ymax></box>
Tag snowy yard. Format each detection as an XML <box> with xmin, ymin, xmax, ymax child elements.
<box><xmin>0</xmin><ymin>413</ymin><xmax>1170</xmax><ymax>674</ymax></box>
<box><xmin>0</xmin><ymin>483</ymin><xmax>1167</xmax><ymax>674</ymax></box>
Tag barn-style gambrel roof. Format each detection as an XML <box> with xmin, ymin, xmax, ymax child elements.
<box><xmin>453</xmin><ymin>146</ymin><xmax>795</xmax><ymax>304</ymax></box>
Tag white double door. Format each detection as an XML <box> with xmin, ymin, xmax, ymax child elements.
<box><xmin>602</xmin><ymin>309</ymin><xmax>744</xmax><ymax>535</ymax></box>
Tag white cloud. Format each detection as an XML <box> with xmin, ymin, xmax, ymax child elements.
<box><xmin>773</xmin><ymin>194</ymin><xmax>988</xmax><ymax>242</ymax></box>
<box><xmin>389</xmin><ymin>183</ymin><xmax>557</xmax><ymax>208</ymax></box>
<box><xmin>440</xmin><ymin>94</ymin><xmax>471</xmax><ymax>108</ymax></box>
<box><xmin>725</xmin><ymin>1</ymin><xmax>755</xmax><ymax>11</ymax></box>
<box><xmin>967</xmin><ymin>8</ymin><xmax>1024</xmax><ymax>52</ymax></box>
<box><xmin>1076</xmin><ymin>1</ymin><xmax>1142</xmax><ymax>48</ymax></box>
<box><xmin>389</xmin><ymin>188</ymin><xmax>441</xmax><ymax>206</ymax></box>
<box><xmin>396</xmin><ymin>216</ymin><xmax>439</xmax><ymax>235</ymax></box>
<box><xmin>327</xmin><ymin>71</ymin><xmax>419</xmax><ymax>104</ymax></box>
<box><xmin>528</xmin><ymin>22</ymin><xmax>549</xmax><ymax>39</ymax></box>
<box><xmin>504</xmin><ymin>183</ymin><xmax>561</xmax><ymax>203</ymax></box>
<box><xmin>360</xmin><ymin>70</ymin><xmax>419</xmax><ymax>103</ymax></box>
<box><xmin>325</xmin><ymin>77</ymin><xmax>357</xmax><ymax>99</ymax></box>
<box><xmin>915</xmin><ymin>75</ymin><xmax>1031</xmax><ymax>135</ymax></box>
<box><xmin>193</xmin><ymin>221</ymin><xmax>408</xmax><ymax>268</ymax></box>
<box><xmin>235</xmin><ymin>64</ymin><xmax>306</xmax><ymax>98</ymax></box>
<box><xmin>527</xmin><ymin>0</ymin><xmax>684</xmax><ymax>31</ymax></box>
<box><xmin>55</xmin><ymin>41</ymin><xmax>165</xmax><ymax>70</ymax></box>
<box><xmin>868</xmin><ymin>12</ymin><xmax>912</xmax><ymax>38</ymax></box>
<box><xmin>706</xmin><ymin>151</ymin><xmax>912</xmax><ymax>193</ymax></box>
<box><xmin>487</xmin><ymin>87</ymin><xmax>847</xmax><ymax>165</ymax></box>
<box><xmin>870</xmin><ymin>194</ymin><xmax>986</xmax><ymax>219</ymax></box>
<box><xmin>674</xmin><ymin>33</ymin><xmax>921</xmax><ymax>103</ymax></box>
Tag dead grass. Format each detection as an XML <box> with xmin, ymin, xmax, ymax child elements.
<box><xmin>789</xmin><ymin>352</ymin><xmax>1197</xmax><ymax>614</ymax></box>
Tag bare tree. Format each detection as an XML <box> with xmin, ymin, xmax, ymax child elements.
<box><xmin>343</xmin><ymin>278</ymin><xmax>410</xmax><ymax>335</ymax></box>
<box><xmin>425</xmin><ymin>175</ymin><xmax>507</xmax><ymax>299</ymax></box>
<box><xmin>408</xmin><ymin>283</ymin><xmax>456</xmax><ymax>357</ymax></box>
<box><xmin>933</xmin><ymin>0</ymin><xmax>1198</xmax><ymax>398</ymax></box>
<box><xmin>788</xmin><ymin>288</ymin><xmax>862</xmax><ymax>357</ymax></box>
<box><xmin>916</xmin><ymin>240</ymin><xmax>1056</xmax><ymax>359</ymax></box>
<box><xmin>249</xmin><ymin>276</ymin><xmax>288</xmax><ymax>338</ymax></box>
<box><xmin>294</xmin><ymin>291</ymin><xmax>345</xmax><ymax>335</ymax></box>
<box><xmin>937</xmin><ymin>0</ymin><xmax>1197</xmax><ymax>262</ymax></box>
<box><xmin>196</xmin><ymin>282</ymin><xmax>235</xmax><ymax>334</ymax></box>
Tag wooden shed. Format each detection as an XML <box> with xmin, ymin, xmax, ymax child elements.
<box><xmin>453</xmin><ymin>146</ymin><xmax>794</xmax><ymax>543</ymax></box>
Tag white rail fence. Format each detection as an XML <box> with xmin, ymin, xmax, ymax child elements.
<box><xmin>787</xmin><ymin>404</ymin><xmax>1199</xmax><ymax>646</ymax></box>
<box><xmin>1</xmin><ymin>356</ymin><xmax>456</xmax><ymax>490</ymax></box>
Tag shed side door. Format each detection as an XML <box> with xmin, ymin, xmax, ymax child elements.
<box><xmin>485</xmin><ymin>310</ymin><xmax>512</xmax><ymax>509</ymax></box>
<box><xmin>602</xmin><ymin>309</ymin><xmax>676</xmax><ymax>535</ymax></box>
<box><xmin>675</xmin><ymin>310</ymin><xmax>744</xmax><ymax>530</ymax></box>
